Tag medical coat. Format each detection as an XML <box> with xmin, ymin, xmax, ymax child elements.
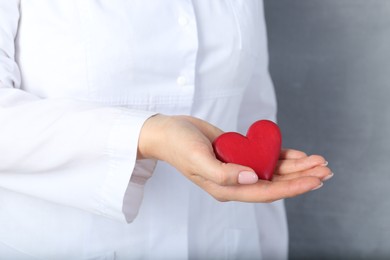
<box><xmin>0</xmin><ymin>0</ymin><xmax>288</xmax><ymax>259</ymax></box>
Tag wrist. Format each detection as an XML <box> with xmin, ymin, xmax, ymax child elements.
<box><xmin>137</xmin><ymin>114</ymin><xmax>171</xmax><ymax>160</ymax></box>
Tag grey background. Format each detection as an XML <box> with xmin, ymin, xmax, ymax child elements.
<box><xmin>264</xmin><ymin>0</ymin><xmax>390</xmax><ymax>259</ymax></box>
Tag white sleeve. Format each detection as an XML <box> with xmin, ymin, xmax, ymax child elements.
<box><xmin>0</xmin><ymin>0</ymin><xmax>156</xmax><ymax>223</ymax></box>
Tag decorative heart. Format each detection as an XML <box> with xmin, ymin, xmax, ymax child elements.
<box><xmin>212</xmin><ymin>120</ymin><xmax>282</xmax><ymax>181</ymax></box>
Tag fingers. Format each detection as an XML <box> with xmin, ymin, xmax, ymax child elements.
<box><xmin>276</xmin><ymin>155</ymin><xmax>327</xmax><ymax>174</ymax></box>
<box><xmin>272</xmin><ymin>166</ymin><xmax>332</xmax><ymax>182</ymax></box>
<box><xmin>194</xmin><ymin>154</ymin><xmax>331</xmax><ymax>203</ymax></box>
<box><xmin>280</xmin><ymin>148</ymin><xmax>307</xmax><ymax>159</ymax></box>
<box><xmin>189</xmin><ymin>141</ymin><xmax>328</xmax><ymax>187</ymax></box>
<box><xmin>200</xmin><ymin>176</ymin><xmax>323</xmax><ymax>203</ymax></box>
<box><xmin>249</xmin><ymin>177</ymin><xmax>323</xmax><ymax>202</ymax></box>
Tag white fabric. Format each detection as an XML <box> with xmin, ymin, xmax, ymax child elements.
<box><xmin>0</xmin><ymin>0</ymin><xmax>288</xmax><ymax>259</ymax></box>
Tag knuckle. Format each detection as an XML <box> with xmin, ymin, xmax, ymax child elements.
<box><xmin>215</xmin><ymin>169</ymin><xmax>229</xmax><ymax>186</ymax></box>
<box><xmin>309</xmin><ymin>155</ymin><xmax>326</xmax><ymax>163</ymax></box>
<box><xmin>293</xmin><ymin>159</ymin><xmax>302</xmax><ymax>170</ymax></box>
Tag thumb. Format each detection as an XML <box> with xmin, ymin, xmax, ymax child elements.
<box><xmin>202</xmin><ymin>156</ymin><xmax>258</xmax><ymax>186</ymax></box>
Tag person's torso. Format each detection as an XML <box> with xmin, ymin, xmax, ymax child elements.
<box><xmin>0</xmin><ymin>1</ymin><xmax>286</xmax><ymax>259</ymax></box>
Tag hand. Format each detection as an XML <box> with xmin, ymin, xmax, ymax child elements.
<box><xmin>138</xmin><ymin>115</ymin><xmax>332</xmax><ymax>203</ymax></box>
<box><xmin>274</xmin><ymin>149</ymin><xmax>332</xmax><ymax>183</ymax></box>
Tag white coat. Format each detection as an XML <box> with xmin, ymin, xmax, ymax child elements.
<box><xmin>0</xmin><ymin>0</ymin><xmax>288</xmax><ymax>259</ymax></box>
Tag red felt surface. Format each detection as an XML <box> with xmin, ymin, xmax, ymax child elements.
<box><xmin>212</xmin><ymin>120</ymin><xmax>282</xmax><ymax>181</ymax></box>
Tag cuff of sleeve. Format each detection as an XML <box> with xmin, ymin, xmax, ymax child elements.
<box><xmin>123</xmin><ymin>158</ymin><xmax>157</xmax><ymax>223</ymax></box>
<box><xmin>96</xmin><ymin>109</ymin><xmax>157</xmax><ymax>222</ymax></box>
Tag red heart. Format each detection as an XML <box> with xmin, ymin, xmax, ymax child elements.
<box><xmin>212</xmin><ymin>120</ymin><xmax>282</xmax><ymax>181</ymax></box>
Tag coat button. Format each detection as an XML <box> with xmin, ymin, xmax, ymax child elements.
<box><xmin>178</xmin><ymin>16</ymin><xmax>189</xmax><ymax>27</ymax></box>
<box><xmin>176</xmin><ymin>76</ymin><xmax>187</xmax><ymax>86</ymax></box>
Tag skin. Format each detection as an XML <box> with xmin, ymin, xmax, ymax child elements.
<box><xmin>138</xmin><ymin>114</ymin><xmax>332</xmax><ymax>203</ymax></box>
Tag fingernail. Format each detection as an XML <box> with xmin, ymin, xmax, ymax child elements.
<box><xmin>323</xmin><ymin>172</ymin><xmax>334</xmax><ymax>181</ymax></box>
<box><xmin>238</xmin><ymin>171</ymin><xmax>258</xmax><ymax>184</ymax></box>
<box><xmin>322</xmin><ymin>161</ymin><xmax>329</xmax><ymax>167</ymax></box>
<box><xmin>312</xmin><ymin>182</ymin><xmax>323</xmax><ymax>191</ymax></box>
